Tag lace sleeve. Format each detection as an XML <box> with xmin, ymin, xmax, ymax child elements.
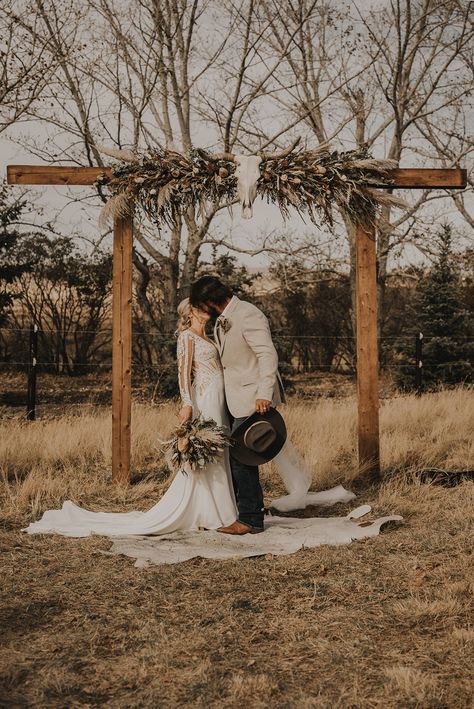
<box><xmin>177</xmin><ymin>331</ymin><xmax>194</xmax><ymax>407</ymax></box>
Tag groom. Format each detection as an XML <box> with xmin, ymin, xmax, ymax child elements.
<box><xmin>190</xmin><ymin>275</ymin><xmax>284</xmax><ymax>535</ymax></box>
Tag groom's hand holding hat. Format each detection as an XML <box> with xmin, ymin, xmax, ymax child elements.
<box><xmin>256</xmin><ymin>398</ymin><xmax>271</xmax><ymax>414</ymax></box>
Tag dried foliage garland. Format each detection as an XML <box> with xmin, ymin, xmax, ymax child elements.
<box><xmin>96</xmin><ymin>144</ymin><xmax>405</xmax><ymax>228</ymax></box>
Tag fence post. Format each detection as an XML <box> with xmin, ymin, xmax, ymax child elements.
<box><xmin>27</xmin><ymin>323</ymin><xmax>38</xmax><ymax>420</ymax></box>
<box><xmin>415</xmin><ymin>331</ymin><xmax>423</xmax><ymax>395</ymax></box>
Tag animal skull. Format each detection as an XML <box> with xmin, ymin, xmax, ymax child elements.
<box><xmin>233</xmin><ymin>155</ymin><xmax>262</xmax><ymax>219</ymax></box>
<box><xmin>213</xmin><ymin>138</ymin><xmax>301</xmax><ymax>220</ymax></box>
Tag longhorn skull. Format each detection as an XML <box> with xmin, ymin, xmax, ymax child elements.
<box><xmin>234</xmin><ymin>155</ymin><xmax>262</xmax><ymax>219</ymax></box>
<box><xmin>214</xmin><ymin>138</ymin><xmax>301</xmax><ymax>219</ymax></box>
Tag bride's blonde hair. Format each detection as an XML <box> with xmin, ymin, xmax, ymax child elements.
<box><xmin>176</xmin><ymin>297</ymin><xmax>192</xmax><ymax>334</ymax></box>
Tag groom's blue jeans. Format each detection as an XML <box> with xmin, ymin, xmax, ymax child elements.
<box><xmin>229</xmin><ymin>416</ymin><xmax>265</xmax><ymax>529</ymax></box>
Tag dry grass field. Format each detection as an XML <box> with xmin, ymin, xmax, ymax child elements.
<box><xmin>1</xmin><ymin>388</ymin><xmax>473</xmax><ymax>708</ymax></box>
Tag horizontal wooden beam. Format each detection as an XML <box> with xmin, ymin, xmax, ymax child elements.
<box><xmin>7</xmin><ymin>164</ymin><xmax>467</xmax><ymax>189</ymax></box>
<box><xmin>388</xmin><ymin>167</ymin><xmax>467</xmax><ymax>189</ymax></box>
<box><xmin>7</xmin><ymin>165</ymin><xmax>111</xmax><ymax>185</ymax></box>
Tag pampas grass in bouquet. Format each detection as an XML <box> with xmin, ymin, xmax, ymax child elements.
<box><xmin>162</xmin><ymin>418</ymin><xmax>232</xmax><ymax>474</ymax></box>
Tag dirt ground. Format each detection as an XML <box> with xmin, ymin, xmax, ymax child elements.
<box><xmin>1</xmin><ymin>389</ymin><xmax>473</xmax><ymax>707</ymax></box>
<box><xmin>1</xmin><ymin>477</ymin><xmax>473</xmax><ymax>709</ymax></box>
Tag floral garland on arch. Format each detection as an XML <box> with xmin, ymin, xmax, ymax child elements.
<box><xmin>95</xmin><ymin>141</ymin><xmax>406</xmax><ymax>229</ymax></box>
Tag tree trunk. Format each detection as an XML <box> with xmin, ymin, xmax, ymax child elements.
<box><xmin>342</xmin><ymin>214</ymin><xmax>358</xmax><ymax>345</ymax></box>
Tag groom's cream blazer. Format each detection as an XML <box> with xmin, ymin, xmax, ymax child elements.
<box><xmin>214</xmin><ymin>296</ymin><xmax>285</xmax><ymax>418</ymax></box>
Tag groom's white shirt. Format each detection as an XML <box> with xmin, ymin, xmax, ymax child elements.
<box><xmin>214</xmin><ymin>296</ymin><xmax>285</xmax><ymax>418</ymax></box>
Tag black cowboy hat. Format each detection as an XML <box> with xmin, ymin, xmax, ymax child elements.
<box><xmin>231</xmin><ymin>408</ymin><xmax>287</xmax><ymax>466</ymax></box>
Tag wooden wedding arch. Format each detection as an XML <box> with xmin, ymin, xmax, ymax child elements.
<box><xmin>7</xmin><ymin>162</ymin><xmax>466</xmax><ymax>484</ymax></box>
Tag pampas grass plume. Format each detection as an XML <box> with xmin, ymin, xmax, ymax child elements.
<box><xmin>99</xmin><ymin>192</ymin><xmax>133</xmax><ymax>228</ymax></box>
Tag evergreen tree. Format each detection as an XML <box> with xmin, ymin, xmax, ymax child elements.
<box><xmin>397</xmin><ymin>225</ymin><xmax>473</xmax><ymax>390</ymax></box>
<box><xmin>0</xmin><ymin>184</ymin><xmax>29</xmax><ymax>327</ymax></box>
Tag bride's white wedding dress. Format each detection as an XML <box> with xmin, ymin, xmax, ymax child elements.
<box><xmin>22</xmin><ymin>327</ymin><xmax>360</xmax><ymax>539</ymax></box>
<box><xmin>23</xmin><ymin>329</ymin><xmax>238</xmax><ymax>537</ymax></box>
<box><xmin>21</xmin><ymin>323</ymin><xmax>404</xmax><ymax>562</ymax></box>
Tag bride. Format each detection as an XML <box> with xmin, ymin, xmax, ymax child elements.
<box><xmin>23</xmin><ymin>298</ymin><xmax>353</xmax><ymax>538</ymax></box>
<box><xmin>22</xmin><ymin>299</ymin><xmax>240</xmax><ymax>537</ymax></box>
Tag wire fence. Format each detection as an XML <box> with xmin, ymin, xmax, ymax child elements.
<box><xmin>0</xmin><ymin>324</ymin><xmax>473</xmax><ymax>420</ymax></box>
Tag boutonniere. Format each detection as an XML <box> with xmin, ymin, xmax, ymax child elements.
<box><xmin>216</xmin><ymin>315</ymin><xmax>231</xmax><ymax>333</ymax></box>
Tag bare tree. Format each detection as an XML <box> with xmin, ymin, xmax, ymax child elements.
<box><xmin>0</xmin><ymin>1</ymin><xmax>59</xmax><ymax>132</ymax></box>
<box><xmin>4</xmin><ymin>0</ymin><xmax>472</xmax><ymax>349</ymax></box>
<box><xmin>258</xmin><ymin>0</ymin><xmax>474</xmax><ymax>335</ymax></box>
<box><xmin>357</xmin><ymin>0</ymin><xmax>473</xmax><ymax>334</ymax></box>
<box><xmin>6</xmin><ymin>0</ymin><xmax>321</xmax><ymax>342</ymax></box>
<box><xmin>412</xmin><ymin>14</ymin><xmax>474</xmax><ymax>229</ymax></box>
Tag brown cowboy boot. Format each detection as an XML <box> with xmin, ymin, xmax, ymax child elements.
<box><xmin>216</xmin><ymin>520</ymin><xmax>264</xmax><ymax>535</ymax></box>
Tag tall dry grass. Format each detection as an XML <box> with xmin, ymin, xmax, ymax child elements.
<box><xmin>1</xmin><ymin>387</ymin><xmax>473</xmax><ymax>708</ymax></box>
<box><xmin>1</xmin><ymin>387</ymin><xmax>472</xmax><ymax>524</ymax></box>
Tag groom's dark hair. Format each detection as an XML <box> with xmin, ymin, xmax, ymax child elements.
<box><xmin>190</xmin><ymin>276</ymin><xmax>232</xmax><ymax>307</ymax></box>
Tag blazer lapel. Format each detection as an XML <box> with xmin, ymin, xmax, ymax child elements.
<box><xmin>218</xmin><ymin>296</ymin><xmax>240</xmax><ymax>357</ymax></box>
<box><xmin>213</xmin><ymin>321</ymin><xmax>221</xmax><ymax>351</ymax></box>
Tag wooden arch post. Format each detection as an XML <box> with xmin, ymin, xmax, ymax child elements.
<box><xmin>7</xmin><ymin>164</ymin><xmax>466</xmax><ymax>484</ymax></box>
<box><xmin>352</xmin><ymin>168</ymin><xmax>467</xmax><ymax>478</ymax></box>
<box><xmin>355</xmin><ymin>217</ymin><xmax>380</xmax><ymax>476</ymax></box>
<box><xmin>6</xmin><ymin>165</ymin><xmax>132</xmax><ymax>483</ymax></box>
<box><xmin>111</xmin><ymin>215</ymin><xmax>133</xmax><ymax>483</ymax></box>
